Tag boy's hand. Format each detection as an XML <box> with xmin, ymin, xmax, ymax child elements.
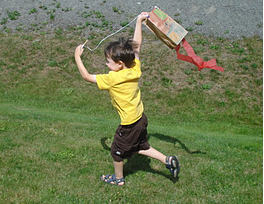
<box><xmin>137</xmin><ymin>12</ymin><xmax>149</xmax><ymax>22</ymax></box>
<box><xmin>75</xmin><ymin>40</ymin><xmax>88</xmax><ymax>57</ymax></box>
<box><xmin>75</xmin><ymin>45</ymin><xmax>84</xmax><ymax>57</ymax></box>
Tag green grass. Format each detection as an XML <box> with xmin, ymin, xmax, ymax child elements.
<box><xmin>0</xmin><ymin>31</ymin><xmax>262</xmax><ymax>203</ymax></box>
<box><xmin>7</xmin><ymin>10</ymin><xmax>21</xmax><ymax>20</ymax></box>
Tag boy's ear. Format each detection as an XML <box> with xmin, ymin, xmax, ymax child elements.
<box><xmin>118</xmin><ymin>60</ymin><xmax>125</xmax><ymax>67</ymax></box>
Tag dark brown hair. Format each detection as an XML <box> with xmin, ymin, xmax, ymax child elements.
<box><xmin>104</xmin><ymin>38</ymin><xmax>136</xmax><ymax>68</ymax></box>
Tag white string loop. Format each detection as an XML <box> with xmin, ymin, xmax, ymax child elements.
<box><xmin>83</xmin><ymin>16</ymin><xmax>138</xmax><ymax>52</ymax></box>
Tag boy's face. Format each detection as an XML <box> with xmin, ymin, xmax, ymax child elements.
<box><xmin>106</xmin><ymin>57</ymin><xmax>123</xmax><ymax>72</ymax></box>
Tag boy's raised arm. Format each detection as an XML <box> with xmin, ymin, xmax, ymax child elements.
<box><xmin>133</xmin><ymin>12</ymin><xmax>149</xmax><ymax>58</ymax></box>
<box><xmin>75</xmin><ymin>45</ymin><xmax>97</xmax><ymax>83</ymax></box>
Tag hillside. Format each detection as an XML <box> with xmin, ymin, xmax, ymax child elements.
<box><xmin>0</xmin><ymin>17</ymin><xmax>262</xmax><ymax>203</ymax></box>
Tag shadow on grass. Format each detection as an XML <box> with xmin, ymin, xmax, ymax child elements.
<box><xmin>100</xmin><ymin>137</ymin><xmax>111</xmax><ymax>151</ymax></box>
<box><xmin>149</xmin><ymin>133</ymin><xmax>206</xmax><ymax>154</ymax></box>
<box><xmin>124</xmin><ymin>154</ymin><xmax>178</xmax><ymax>183</ymax></box>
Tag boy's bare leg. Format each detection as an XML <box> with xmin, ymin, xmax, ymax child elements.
<box><xmin>114</xmin><ymin>161</ymin><xmax>124</xmax><ymax>179</ymax></box>
<box><xmin>138</xmin><ymin>146</ymin><xmax>166</xmax><ymax>164</ymax></box>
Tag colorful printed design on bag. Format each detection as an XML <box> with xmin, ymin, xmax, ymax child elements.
<box><xmin>146</xmin><ymin>7</ymin><xmax>188</xmax><ymax>47</ymax></box>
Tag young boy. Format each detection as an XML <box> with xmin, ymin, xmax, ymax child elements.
<box><xmin>75</xmin><ymin>12</ymin><xmax>180</xmax><ymax>186</ymax></box>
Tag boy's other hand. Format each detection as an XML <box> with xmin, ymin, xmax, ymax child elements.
<box><xmin>75</xmin><ymin>45</ymin><xmax>84</xmax><ymax>57</ymax></box>
<box><xmin>137</xmin><ymin>12</ymin><xmax>149</xmax><ymax>22</ymax></box>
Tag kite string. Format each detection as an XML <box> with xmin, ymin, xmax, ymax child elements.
<box><xmin>83</xmin><ymin>16</ymin><xmax>138</xmax><ymax>52</ymax></box>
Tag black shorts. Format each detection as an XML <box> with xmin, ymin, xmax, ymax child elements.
<box><xmin>111</xmin><ymin>113</ymin><xmax>150</xmax><ymax>162</ymax></box>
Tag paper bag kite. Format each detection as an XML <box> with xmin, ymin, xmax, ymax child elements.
<box><xmin>145</xmin><ymin>7</ymin><xmax>224</xmax><ymax>72</ymax></box>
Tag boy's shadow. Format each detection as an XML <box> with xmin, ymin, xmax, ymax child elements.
<box><xmin>150</xmin><ymin>133</ymin><xmax>206</xmax><ymax>154</ymax></box>
<box><xmin>100</xmin><ymin>133</ymin><xmax>205</xmax><ymax>183</ymax></box>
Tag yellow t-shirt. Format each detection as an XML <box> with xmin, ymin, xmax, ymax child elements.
<box><xmin>96</xmin><ymin>58</ymin><xmax>143</xmax><ymax>125</ymax></box>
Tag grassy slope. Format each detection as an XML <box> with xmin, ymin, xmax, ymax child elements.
<box><xmin>0</xmin><ymin>30</ymin><xmax>262</xmax><ymax>203</ymax></box>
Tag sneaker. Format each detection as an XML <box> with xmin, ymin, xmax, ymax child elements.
<box><xmin>165</xmin><ymin>156</ymin><xmax>180</xmax><ymax>178</ymax></box>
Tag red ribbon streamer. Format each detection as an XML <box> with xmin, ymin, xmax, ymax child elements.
<box><xmin>175</xmin><ymin>38</ymin><xmax>224</xmax><ymax>72</ymax></box>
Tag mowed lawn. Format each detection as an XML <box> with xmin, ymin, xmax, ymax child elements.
<box><xmin>0</xmin><ymin>102</ymin><xmax>262</xmax><ymax>203</ymax></box>
<box><xmin>0</xmin><ymin>31</ymin><xmax>262</xmax><ymax>203</ymax></box>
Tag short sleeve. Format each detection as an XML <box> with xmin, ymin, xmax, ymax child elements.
<box><xmin>96</xmin><ymin>74</ymin><xmax>112</xmax><ymax>90</ymax></box>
